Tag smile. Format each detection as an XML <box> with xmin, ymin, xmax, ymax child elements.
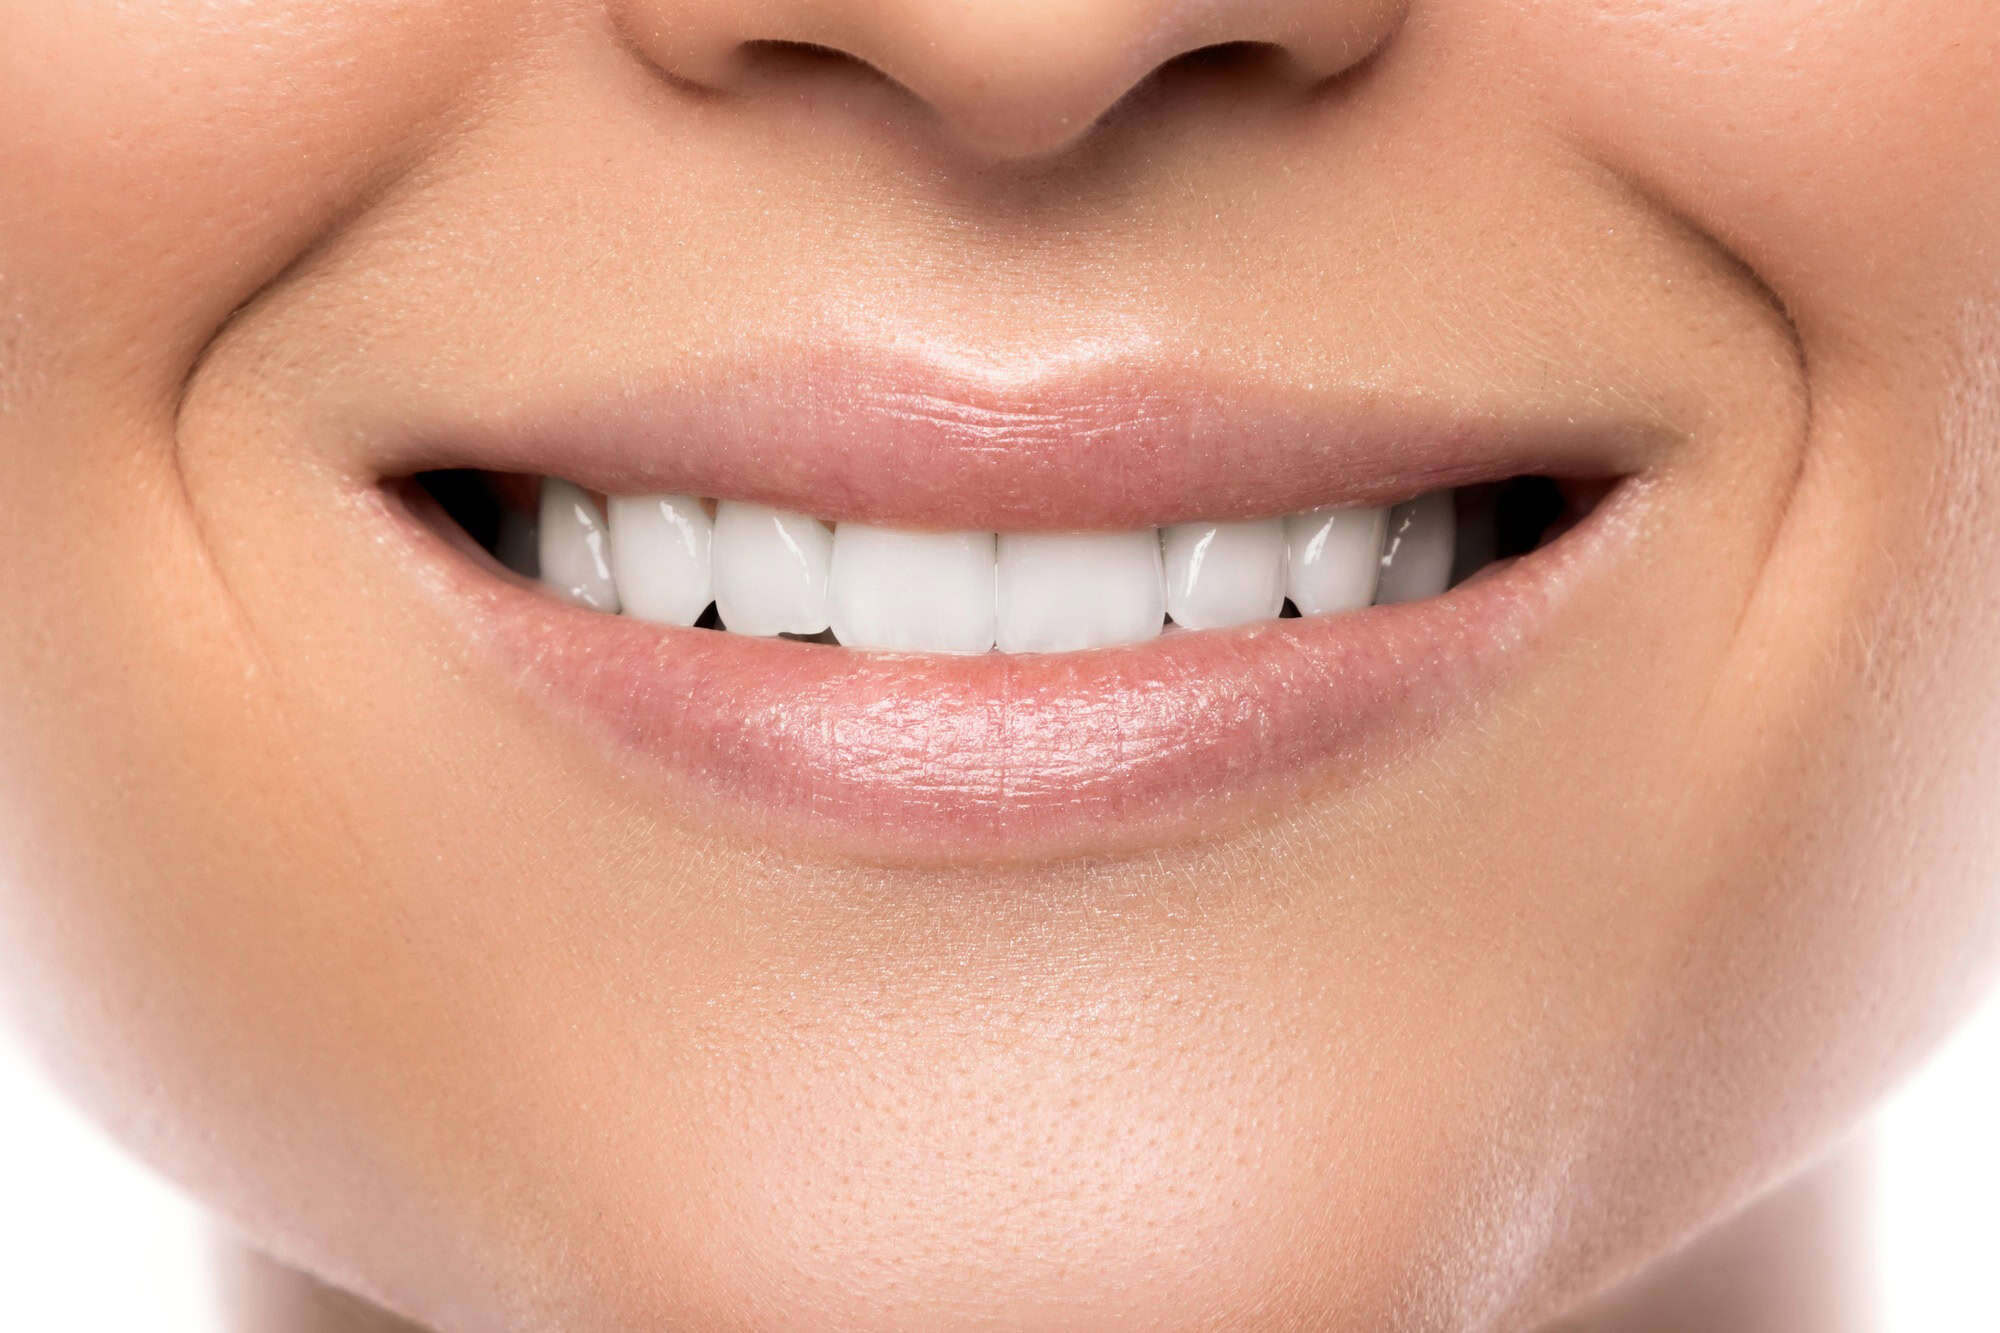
<box><xmin>372</xmin><ymin>348</ymin><xmax>1659</xmax><ymax>862</ymax></box>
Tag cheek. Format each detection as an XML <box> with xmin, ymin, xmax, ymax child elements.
<box><xmin>0</xmin><ymin>3</ymin><xmax>535</xmax><ymax>1314</ymax></box>
<box><xmin>0</xmin><ymin>0</ymin><xmax>514</xmax><ymax>411</ymax></box>
<box><xmin>1448</xmin><ymin>0</ymin><xmax>2000</xmax><ymax>1304</ymax></box>
<box><xmin>1538</xmin><ymin>0</ymin><xmax>2000</xmax><ymax>1280</ymax></box>
<box><xmin>1497</xmin><ymin>0</ymin><xmax>2000</xmax><ymax>332</ymax></box>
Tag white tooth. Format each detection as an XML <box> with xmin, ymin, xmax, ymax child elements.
<box><xmin>537</xmin><ymin>479</ymin><xmax>619</xmax><ymax>612</ymax></box>
<box><xmin>712</xmin><ymin>501</ymin><xmax>832</xmax><ymax>637</ymax></box>
<box><xmin>1374</xmin><ymin>491</ymin><xmax>1457</xmax><ymax>605</ymax></box>
<box><xmin>1284</xmin><ymin>505</ymin><xmax>1388</xmax><ymax>615</ymax></box>
<box><xmin>828</xmin><ymin>525</ymin><xmax>996</xmax><ymax>654</ymax></box>
<box><xmin>607</xmin><ymin>493</ymin><xmax>713</xmax><ymax>627</ymax></box>
<box><xmin>1162</xmin><ymin>518</ymin><xmax>1286</xmax><ymax>630</ymax></box>
<box><xmin>995</xmin><ymin>530</ymin><xmax>1165</xmax><ymax>653</ymax></box>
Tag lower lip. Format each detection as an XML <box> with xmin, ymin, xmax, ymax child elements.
<box><xmin>378</xmin><ymin>481</ymin><xmax>1645</xmax><ymax>864</ymax></box>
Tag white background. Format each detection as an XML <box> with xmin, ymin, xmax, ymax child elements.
<box><xmin>3</xmin><ymin>987</ymin><xmax>1998</xmax><ymax>1331</ymax></box>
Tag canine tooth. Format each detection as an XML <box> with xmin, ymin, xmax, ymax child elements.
<box><xmin>829</xmin><ymin>525</ymin><xmax>996</xmax><ymax>654</ymax></box>
<box><xmin>995</xmin><ymin>531</ymin><xmax>1165</xmax><ymax>653</ymax></box>
<box><xmin>1163</xmin><ymin>519</ymin><xmax>1286</xmax><ymax>629</ymax></box>
<box><xmin>712</xmin><ymin>502</ymin><xmax>832</xmax><ymax>636</ymax></box>
<box><xmin>1285</xmin><ymin>506</ymin><xmax>1387</xmax><ymax>615</ymax></box>
<box><xmin>537</xmin><ymin>479</ymin><xmax>619</xmax><ymax>612</ymax></box>
<box><xmin>608</xmin><ymin>494</ymin><xmax>713</xmax><ymax>627</ymax></box>
<box><xmin>1375</xmin><ymin>491</ymin><xmax>1457</xmax><ymax>604</ymax></box>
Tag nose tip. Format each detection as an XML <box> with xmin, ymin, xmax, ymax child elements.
<box><xmin>626</xmin><ymin>0</ymin><xmax>1407</xmax><ymax>163</ymax></box>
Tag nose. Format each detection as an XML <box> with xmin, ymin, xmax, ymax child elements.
<box><xmin>620</xmin><ymin>0</ymin><xmax>1407</xmax><ymax>162</ymax></box>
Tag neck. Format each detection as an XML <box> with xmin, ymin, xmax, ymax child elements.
<box><xmin>212</xmin><ymin>1134</ymin><xmax>1881</xmax><ymax>1333</ymax></box>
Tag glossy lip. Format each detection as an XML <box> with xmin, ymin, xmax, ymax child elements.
<box><xmin>375</xmin><ymin>464</ymin><xmax>1656</xmax><ymax>865</ymax></box>
<box><xmin>351</xmin><ymin>341</ymin><xmax>1668</xmax><ymax>863</ymax></box>
<box><xmin>356</xmin><ymin>342</ymin><xmax>1659</xmax><ymax>532</ymax></box>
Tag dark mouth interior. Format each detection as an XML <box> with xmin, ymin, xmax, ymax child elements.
<box><xmin>417</xmin><ymin>469</ymin><xmax>513</xmax><ymax>557</ymax></box>
<box><xmin>409</xmin><ymin>469</ymin><xmax>1599</xmax><ymax>623</ymax></box>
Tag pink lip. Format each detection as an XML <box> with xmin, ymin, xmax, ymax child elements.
<box><xmin>359</xmin><ymin>343</ymin><xmax>1657</xmax><ymax>531</ymax></box>
<box><xmin>351</xmin><ymin>340</ymin><xmax>1665</xmax><ymax>862</ymax></box>
<box><xmin>380</xmin><ymin>474</ymin><xmax>1646</xmax><ymax>864</ymax></box>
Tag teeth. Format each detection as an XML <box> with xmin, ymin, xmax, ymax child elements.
<box><xmin>712</xmin><ymin>501</ymin><xmax>833</xmax><ymax>637</ymax></box>
<box><xmin>828</xmin><ymin>525</ymin><xmax>997</xmax><ymax>654</ymax></box>
<box><xmin>1163</xmin><ymin>519</ymin><xmax>1286</xmax><ymax>629</ymax></box>
<box><xmin>1284</xmin><ymin>505</ymin><xmax>1388</xmax><ymax>615</ymax></box>
<box><xmin>607</xmin><ymin>493</ymin><xmax>713</xmax><ymax>627</ymax></box>
<box><xmin>995</xmin><ymin>530</ymin><xmax>1166</xmax><ymax>653</ymax></box>
<box><xmin>1374</xmin><ymin>491</ymin><xmax>1457</xmax><ymax>605</ymax></box>
<box><xmin>537</xmin><ymin>479</ymin><xmax>620</xmax><ymax>612</ymax></box>
<box><xmin>518</xmin><ymin>478</ymin><xmax>1490</xmax><ymax>649</ymax></box>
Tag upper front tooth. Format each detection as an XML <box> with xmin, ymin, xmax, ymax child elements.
<box><xmin>1163</xmin><ymin>519</ymin><xmax>1286</xmax><ymax>630</ymax></box>
<box><xmin>1284</xmin><ymin>505</ymin><xmax>1387</xmax><ymax>615</ymax></box>
<box><xmin>995</xmin><ymin>530</ymin><xmax>1165</xmax><ymax>653</ymax></box>
<box><xmin>537</xmin><ymin>479</ymin><xmax>620</xmax><ymax>612</ymax></box>
<box><xmin>608</xmin><ymin>493</ymin><xmax>713</xmax><ymax>627</ymax></box>
<box><xmin>828</xmin><ymin>525</ymin><xmax>997</xmax><ymax>654</ymax></box>
<box><xmin>712</xmin><ymin>501</ymin><xmax>833</xmax><ymax>637</ymax></box>
<box><xmin>1374</xmin><ymin>491</ymin><xmax>1457</xmax><ymax>604</ymax></box>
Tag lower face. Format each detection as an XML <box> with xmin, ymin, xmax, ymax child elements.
<box><xmin>2</xmin><ymin>2</ymin><xmax>1999</xmax><ymax>1329</ymax></box>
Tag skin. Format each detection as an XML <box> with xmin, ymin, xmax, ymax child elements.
<box><xmin>1</xmin><ymin>1</ymin><xmax>1997</xmax><ymax>1329</ymax></box>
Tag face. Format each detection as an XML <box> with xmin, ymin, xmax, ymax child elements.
<box><xmin>2</xmin><ymin>1</ymin><xmax>1997</xmax><ymax>1328</ymax></box>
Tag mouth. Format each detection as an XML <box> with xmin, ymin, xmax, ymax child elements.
<box><xmin>365</xmin><ymin>352</ymin><xmax>1655</xmax><ymax>864</ymax></box>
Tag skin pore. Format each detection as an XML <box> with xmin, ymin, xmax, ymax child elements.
<box><xmin>2</xmin><ymin>1</ymin><xmax>1998</xmax><ymax>1330</ymax></box>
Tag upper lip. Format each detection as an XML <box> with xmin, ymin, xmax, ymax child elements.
<box><xmin>359</xmin><ymin>339</ymin><xmax>1659</xmax><ymax>526</ymax></box>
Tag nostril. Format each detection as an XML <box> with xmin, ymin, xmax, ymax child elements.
<box><xmin>1160</xmin><ymin>40</ymin><xmax>1288</xmax><ymax>78</ymax></box>
<box><xmin>735</xmin><ymin>37</ymin><xmax>895</xmax><ymax>88</ymax></box>
<box><xmin>1120</xmin><ymin>39</ymin><xmax>1319</xmax><ymax>123</ymax></box>
<box><xmin>703</xmin><ymin>30</ymin><xmax>1366</xmax><ymax>165</ymax></box>
<box><xmin>618</xmin><ymin>0</ymin><xmax>1409</xmax><ymax>164</ymax></box>
<box><xmin>737</xmin><ymin>36</ymin><xmax>1291</xmax><ymax>89</ymax></box>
